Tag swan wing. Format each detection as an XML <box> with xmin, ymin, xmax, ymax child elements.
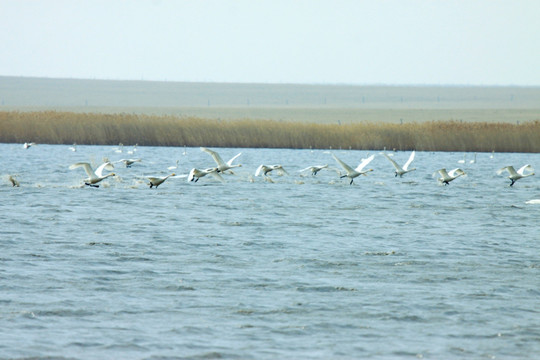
<box><xmin>517</xmin><ymin>164</ymin><xmax>534</xmax><ymax>175</ymax></box>
<box><xmin>381</xmin><ymin>152</ymin><xmax>401</xmax><ymax>171</ymax></box>
<box><xmin>255</xmin><ymin>165</ymin><xmax>265</xmax><ymax>176</ymax></box>
<box><xmin>95</xmin><ymin>162</ymin><xmax>115</xmax><ymax>178</ymax></box>
<box><xmin>226</xmin><ymin>152</ymin><xmax>242</xmax><ymax>166</ymax></box>
<box><xmin>434</xmin><ymin>168</ymin><xmax>449</xmax><ymax>179</ymax></box>
<box><xmin>497</xmin><ymin>166</ymin><xmax>515</xmax><ymax>176</ymax></box>
<box><xmin>69</xmin><ymin>162</ymin><xmax>95</xmax><ymax>178</ymax></box>
<box><xmin>332</xmin><ymin>154</ymin><xmax>354</xmax><ymax>174</ymax></box>
<box><xmin>201</xmin><ymin>147</ymin><xmax>226</xmax><ymax>166</ymax></box>
<box><xmin>355</xmin><ymin>154</ymin><xmax>375</xmax><ymax>172</ymax></box>
<box><xmin>448</xmin><ymin>168</ymin><xmax>465</xmax><ymax>177</ymax></box>
<box><xmin>403</xmin><ymin>151</ymin><xmax>415</xmax><ymax>170</ymax></box>
<box><xmin>209</xmin><ymin>170</ymin><xmax>225</xmax><ymax>182</ymax></box>
<box><xmin>276</xmin><ymin>166</ymin><xmax>289</xmax><ymax>175</ymax></box>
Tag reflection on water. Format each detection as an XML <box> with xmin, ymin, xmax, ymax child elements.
<box><xmin>1</xmin><ymin>144</ymin><xmax>539</xmax><ymax>359</ymax></box>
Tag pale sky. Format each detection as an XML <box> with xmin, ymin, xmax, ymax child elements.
<box><xmin>1</xmin><ymin>0</ymin><xmax>539</xmax><ymax>85</ymax></box>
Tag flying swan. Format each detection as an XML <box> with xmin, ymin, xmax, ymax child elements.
<box><xmin>201</xmin><ymin>147</ymin><xmax>242</xmax><ymax>173</ymax></box>
<box><xmin>381</xmin><ymin>150</ymin><xmax>416</xmax><ymax>177</ymax></box>
<box><xmin>69</xmin><ymin>161</ymin><xmax>115</xmax><ymax>187</ymax></box>
<box><xmin>188</xmin><ymin>167</ymin><xmax>224</xmax><ymax>183</ymax></box>
<box><xmin>497</xmin><ymin>165</ymin><xmax>535</xmax><ymax>186</ymax></box>
<box><xmin>434</xmin><ymin>168</ymin><xmax>466</xmax><ymax>185</ymax></box>
<box><xmin>255</xmin><ymin>164</ymin><xmax>289</xmax><ymax>177</ymax></box>
<box><xmin>298</xmin><ymin>164</ymin><xmax>329</xmax><ymax>176</ymax></box>
<box><xmin>332</xmin><ymin>153</ymin><xmax>374</xmax><ymax>185</ymax></box>
<box><xmin>148</xmin><ymin>173</ymin><xmax>175</xmax><ymax>188</ymax></box>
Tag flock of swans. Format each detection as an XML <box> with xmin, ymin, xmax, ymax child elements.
<box><xmin>8</xmin><ymin>144</ymin><xmax>536</xmax><ymax>189</ymax></box>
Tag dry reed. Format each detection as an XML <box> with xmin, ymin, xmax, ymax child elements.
<box><xmin>1</xmin><ymin>111</ymin><xmax>539</xmax><ymax>152</ymax></box>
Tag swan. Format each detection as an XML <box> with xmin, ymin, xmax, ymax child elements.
<box><xmin>127</xmin><ymin>144</ymin><xmax>137</xmax><ymax>155</ymax></box>
<box><xmin>255</xmin><ymin>164</ymin><xmax>289</xmax><ymax>177</ymax></box>
<box><xmin>497</xmin><ymin>165</ymin><xmax>535</xmax><ymax>186</ymax></box>
<box><xmin>69</xmin><ymin>161</ymin><xmax>115</xmax><ymax>187</ymax></box>
<box><xmin>381</xmin><ymin>150</ymin><xmax>416</xmax><ymax>177</ymax></box>
<box><xmin>200</xmin><ymin>147</ymin><xmax>242</xmax><ymax>173</ymax></box>
<box><xmin>434</xmin><ymin>168</ymin><xmax>466</xmax><ymax>185</ymax></box>
<box><xmin>23</xmin><ymin>142</ymin><xmax>36</xmax><ymax>149</ymax></box>
<box><xmin>469</xmin><ymin>153</ymin><xmax>477</xmax><ymax>164</ymax></box>
<box><xmin>168</xmin><ymin>160</ymin><xmax>179</xmax><ymax>170</ymax></box>
<box><xmin>298</xmin><ymin>164</ymin><xmax>328</xmax><ymax>176</ymax></box>
<box><xmin>8</xmin><ymin>175</ymin><xmax>20</xmax><ymax>187</ymax></box>
<box><xmin>188</xmin><ymin>167</ymin><xmax>224</xmax><ymax>182</ymax></box>
<box><xmin>148</xmin><ymin>173</ymin><xmax>175</xmax><ymax>188</ymax></box>
<box><xmin>332</xmin><ymin>153</ymin><xmax>374</xmax><ymax>185</ymax></box>
<box><xmin>69</xmin><ymin>143</ymin><xmax>77</xmax><ymax>152</ymax></box>
<box><xmin>118</xmin><ymin>158</ymin><xmax>141</xmax><ymax>168</ymax></box>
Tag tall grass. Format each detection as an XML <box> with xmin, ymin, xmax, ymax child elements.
<box><xmin>1</xmin><ymin>111</ymin><xmax>539</xmax><ymax>152</ymax></box>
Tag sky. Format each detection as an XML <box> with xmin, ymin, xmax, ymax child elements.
<box><xmin>1</xmin><ymin>0</ymin><xmax>540</xmax><ymax>86</ymax></box>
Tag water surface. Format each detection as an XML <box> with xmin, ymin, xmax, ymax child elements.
<box><xmin>1</xmin><ymin>144</ymin><xmax>539</xmax><ymax>359</ymax></box>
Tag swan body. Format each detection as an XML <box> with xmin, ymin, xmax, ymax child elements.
<box><xmin>69</xmin><ymin>161</ymin><xmax>115</xmax><ymax>187</ymax></box>
<box><xmin>332</xmin><ymin>153</ymin><xmax>374</xmax><ymax>185</ymax></box>
<box><xmin>188</xmin><ymin>167</ymin><xmax>224</xmax><ymax>182</ymax></box>
<box><xmin>381</xmin><ymin>150</ymin><xmax>416</xmax><ymax>177</ymax></box>
<box><xmin>69</xmin><ymin>143</ymin><xmax>77</xmax><ymax>152</ymax></box>
<box><xmin>299</xmin><ymin>164</ymin><xmax>328</xmax><ymax>176</ymax></box>
<box><xmin>23</xmin><ymin>142</ymin><xmax>36</xmax><ymax>149</ymax></box>
<box><xmin>255</xmin><ymin>164</ymin><xmax>288</xmax><ymax>177</ymax></box>
<box><xmin>168</xmin><ymin>160</ymin><xmax>179</xmax><ymax>170</ymax></box>
<box><xmin>497</xmin><ymin>165</ymin><xmax>535</xmax><ymax>186</ymax></box>
<box><xmin>148</xmin><ymin>173</ymin><xmax>175</xmax><ymax>188</ymax></box>
<box><xmin>434</xmin><ymin>168</ymin><xmax>466</xmax><ymax>185</ymax></box>
<box><xmin>201</xmin><ymin>147</ymin><xmax>242</xmax><ymax>173</ymax></box>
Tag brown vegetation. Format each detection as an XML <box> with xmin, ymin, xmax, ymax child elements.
<box><xmin>1</xmin><ymin>111</ymin><xmax>539</xmax><ymax>152</ymax></box>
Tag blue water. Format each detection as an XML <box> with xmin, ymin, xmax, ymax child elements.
<box><xmin>1</xmin><ymin>143</ymin><xmax>539</xmax><ymax>359</ymax></box>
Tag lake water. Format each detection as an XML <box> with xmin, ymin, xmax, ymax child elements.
<box><xmin>1</xmin><ymin>143</ymin><xmax>539</xmax><ymax>359</ymax></box>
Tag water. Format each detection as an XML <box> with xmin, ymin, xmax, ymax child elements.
<box><xmin>1</xmin><ymin>143</ymin><xmax>539</xmax><ymax>359</ymax></box>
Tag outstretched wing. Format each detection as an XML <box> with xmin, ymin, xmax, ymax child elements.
<box><xmin>69</xmin><ymin>162</ymin><xmax>94</xmax><ymax>177</ymax></box>
<box><xmin>201</xmin><ymin>147</ymin><xmax>225</xmax><ymax>166</ymax></box>
<box><xmin>497</xmin><ymin>166</ymin><xmax>515</xmax><ymax>176</ymax></box>
<box><xmin>255</xmin><ymin>165</ymin><xmax>265</xmax><ymax>176</ymax></box>
<box><xmin>403</xmin><ymin>151</ymin><xmax>415</xmax><ymax>170</ymax></box>
<box><xmin>226</xmin><ymin>152</ymin><xmax>242</xmax><ymax>166</ymax></box>
<box><xmin>356</xmin><ymin>154</ymin><xmax>375</xmax><ymax>172</ymax></box>
<box><xmin>517</xmin><ymin>164</ymin><xmax>534</xmax><ymax>175</ymax></box>
<box><xmin>332</xmin><ymin>154</ymin><xmax>354</xmax><ymax>174</ymax></box>
<box><xmin>382</xmin><ymin>152</ymin><xmax>400</xmax><ymax>171</ymax></box>
<box><xmin>95</xmin><ymin>162</ymin><xmax>115</xmax><ymax>178</ymax></box>
<box><xmin>448</xmin><ymin>168</ymin><xmax>465</xmax><ymax>177</ymax></box>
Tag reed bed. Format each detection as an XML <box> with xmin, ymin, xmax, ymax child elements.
<box><xmin>1</xmin><ymin>111</ymin><xmax>539</xmax><ymax>152</ymax></box>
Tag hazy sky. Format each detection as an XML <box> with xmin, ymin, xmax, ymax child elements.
<box><xmin>1</xmin><ymin>0</ymin><xmax>539</xmax><ymax>85</ymax></box>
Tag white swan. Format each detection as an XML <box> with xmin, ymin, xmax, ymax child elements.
<box><xmin>332</xmin><ymin>153</ymin><xmax>374</xmax><ymax>185</ymax></box>
<box><xmin>255</xmin><ymin>164</ymin><xmax>289</xmax><ymax>177</ymax></box>
<box><xmin>69</xmin><ymin>161</ymin><xmax>115</xmax><ymax>187</ymax></box>
<box><xmin>434</xmin><ymin>168</ymin><xmax>466</xmax><ymax>185</ymax></box>
<box><xmin>148</xmin><ymin>173</ymin><xmax>175</xmax><ymax>188</ymax></box>
<box><xmin>118</xmin><ymin>158</ymin><xmax>142</xmax><ymax>168</ymax></box>
<box><xmin>188</xmin><ymin>167</ymin><xmax>224</xmax><ymax>182</ymax></box>
<box><xmin>168</xmin><ymin>160</ymin><xmax>179</xmax><ymax>170</ymax></box>
<box><xmin>200</xmin><ymin>147</ymin><xmax>242</xmax><ymax>173</ymax></box>
<box><xmin>23</xmin><ymin>142</ymin><xmax>36</xmax><ymax>149</ymax></box>
<box><xmin>497</xmin><ymin>165</ymin><xmax>535</xmax><ymax>186</ymax></box>
<box><xmin>69</xmin><ymin>143</ymin><xmax>77</xmax><ymax>152</ymax></box>
<box><xmin>298</xmin><ymin>164</ymin><xmax>328</xmax><ymax>176</ymax></box>
<box><xmin>381</xmin><ymin>150</ymin><xmax>416</xmax><ymax>177</ymax></box>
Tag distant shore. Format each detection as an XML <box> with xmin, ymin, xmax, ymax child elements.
<box><xmin>1</xmin><ymin>111</ymin><xmax>539</xmax><ymax>152</ymax></box>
